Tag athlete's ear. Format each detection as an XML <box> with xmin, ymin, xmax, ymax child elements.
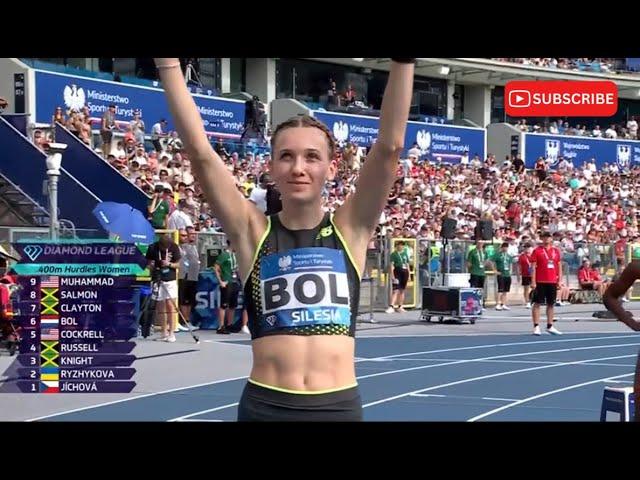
<box><xmin>326</xmin><ymin>158</ymin><xmax>337</xmax><ymax>182</ymax></box>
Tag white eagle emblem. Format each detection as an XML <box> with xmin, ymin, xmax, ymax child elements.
<box><xmin>545</xmin><ymin>139</ymin><xmax>561</xmax><ymax>166</ymax></box>
<box><xmin>333</xmin><ymin>121</ymin><xmax>349</xmax><ymax>144</ymax></box>
<box><xmin>617</xmin><ymin>144</ymin><xmax>631</xmax><ymax>169</ymax></box>
<box><xmin>278</xmin><ymin>255</ymin><xmax>292</xmax><ymax>271</ymax></box>
<box><xmin>416</xmin><ymin>130</ymin><xmax>431</xmax><ymax>153</ymax></box>
<box><xmin>63</xmin><ymin>84</ymin><xmax>86</xmax><ymax>112</ymax></box>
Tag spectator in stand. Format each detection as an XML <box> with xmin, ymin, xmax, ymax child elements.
<box><xmin>33</xmin><ymin>130</ymin><xmax>47</xmax><ymax>151</ymax></box>
<box><xmin>75</xmin><ymin>111</ymin><xmax>92</xmax><ymax>146</ymax></box>
<box><xmin>148</xmin><ymin>186</ymin><xmax>171</xmax><ymax>229</ymax></box>
<box><xmin>628</xmin><ymin>116</ymin><xmax>638</xmax><ymax>140</ymax></box>
<box><xmin>130</xmin><ymin>144</ymin><xmax>149</xmax><ymax>168</ymax></box>
<box><xmin>151</xmin><ymin>118</ymin><xmax>168</xmax><ymax>152</ymax></box>
<box><xmin>167</xmin><ymin>200</ymin><xmax>193</xmax><ymax>230</ymax></box>
<box><xmin>214</xmin><ymin>138</ymin><xmax>230</xmax><ymax>158</ymax></box>
<box><xmin>111</xmin><ymin>140</ymin><xmax>126</xmax><ymax>160</ymax></box>
<box><xmin>343</xmin><ymin>84</ymin><xmax>356</xmax><ymax>105</ymax></box>
<box><xmin>605</xmin><ymin>124</ymin><xmax>618</xmax><ymax>139</ymax></box>
<box><xmin>52</xmin><ymin>106</ymin><xmax>66</xmax><ymax>126</ymax></box>
<box><xmin>130</xmin><ymin>110</ymin><xmax>146</xmax><ymax>145</ymax></box>
<box><xmin>66</xmin><ymin>110</ymin><xmax>79</xmax><ymax>137</ymax></box>
<box><xmin>100</xmin><ymin>104</ymin><xmax>120</xmax><ymax>159</ymax></box>
<box><xmin>167</xmin><ymin>131</ymin><xmax>183</xmax><ymax>151</ymax></box>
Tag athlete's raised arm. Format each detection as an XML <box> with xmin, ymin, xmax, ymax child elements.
<box><xmin>154</xmin><ymin>58</ymin><xmax>265</xmax><ymax>249</ymax></box>
<box><xmin>335</xmin><ymin>58</ymin><xmax>415</xmax><ymax>270</ymax></box>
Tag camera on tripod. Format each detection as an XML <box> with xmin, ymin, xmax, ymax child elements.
<box><xmin>241</xmin><ymin>96</ymin><xmax>267</xmax><ymax>144</ymax></box>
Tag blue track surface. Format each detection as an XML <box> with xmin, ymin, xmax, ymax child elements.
<box><xmin>35</xmin><ymin>332</ymin><xmax>638</xmax><ymax>421</ymax></box>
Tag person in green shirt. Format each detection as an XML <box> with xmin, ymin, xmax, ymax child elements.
<box><xmin>148</xmin><ymin>186</ymin><xmax>171</xmax><ymax>229</ymax></box>
<box><xmin>467</xmin><ymin>240</ymin><xmax>487</xmax><ymax>291</ymax></box>
<box><xmin>387</xmin><ymin>240</ymin><xmax>411</xmax><ymax>313</ymax></box>
<box><xmin>214</xmin><ymin>240</ymin><xmax>240</xmax><ymax>334</ymax></box>
<box><xmin>491</xmin><ymin>242</ymin><xmax>514</xmax><ymax>311</ymax></box>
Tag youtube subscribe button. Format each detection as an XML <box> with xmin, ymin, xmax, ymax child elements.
<box><xmin>505</xmin><ymin>81</ymin><xmax>618</xmax><ymax>117</ymax></box>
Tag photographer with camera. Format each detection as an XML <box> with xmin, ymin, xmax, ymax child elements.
<box><xmin>146</xmin><ymin>234</ymin><xmax>182</xmax><ymax>342</ymax></box>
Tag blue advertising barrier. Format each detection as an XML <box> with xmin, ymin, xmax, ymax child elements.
<box><xmin>313</xmin><ymin>110</ymin><xmax>486</xmax><ymax>162</ymax></box>
<box><xmin>191</xmin><ymin>271</ymin><xmax>244</xmax><ymax>330</ymax></box>
<box><xmin>54</xmin><ymin>124</ymin><xmax>149</xmax><ymax>215</ymax></box>
<box><xmin>1</xmin><ymin>114</ymin><xmax>29</xmax><ymax>136</ymax></box>
<box><xmin>523</xmin><ymin>132</ymin><xmax>640</xmax><ymax>170</ymax></box>
<box><xmin>34</xmin><ymin>70</ymin><xmax>246</xmax><ymax>139</ymax></box>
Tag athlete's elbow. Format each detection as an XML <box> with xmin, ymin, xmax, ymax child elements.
<box><xmin>374</xmin><ymin>141</ymin><xmax>404</xmax><ymax>159</ymax></box>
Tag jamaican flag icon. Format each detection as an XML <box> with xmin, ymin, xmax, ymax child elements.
<box><xmin>40</xmin><ymin>287</ymin><xmax>59</xmax><ymax>315</ymax></box>
<box><xmin>40</xmin><ymin>340</ymin><xmax>59</xmax><ymax>367</ymax></box>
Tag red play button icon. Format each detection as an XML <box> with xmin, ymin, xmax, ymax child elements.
<box><xmin>505</xmin><ymin>81</ymin><xmax>617</xmax><ymax>117</ymax></box>
<box><xmin>508</xmin><ymin>90</ymin><xmax>531</xmax><ymax>108</ymax></box>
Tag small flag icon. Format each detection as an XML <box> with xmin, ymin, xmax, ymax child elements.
<box><xmin>41</xmin><ymin>276</ymin><xmax>60</xmax><ymax>288</ymax></box>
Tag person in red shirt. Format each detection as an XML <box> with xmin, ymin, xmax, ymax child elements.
<box><xmin>614</xmin><ymin>233</ymin><xmax>627</xmax><ymax>268</ymax></box>
<box><xmin>518</xmin><ymin>242</ymin><xmax>534</xmax><ymax>308</ymax></box>
<box><xmin>578</xmin><ymin>258</ymin><xmax>608</xmax><ymax>297</ymax></box>
<box><xmin>530</xmin><ymin>232</ymin><xmax>563</xmax><ymax>336</ymax></box>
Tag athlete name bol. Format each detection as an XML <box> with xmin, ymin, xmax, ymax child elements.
<box><xmin>260</xmin><ymin>247</ymin><xmax>351</xmax><ymax>329</ymax></box>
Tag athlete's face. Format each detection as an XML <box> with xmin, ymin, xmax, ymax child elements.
<box><xmin>269</xmin><ymin>127</ymin><xmax>336</xmax><ymax>204</ymax></box>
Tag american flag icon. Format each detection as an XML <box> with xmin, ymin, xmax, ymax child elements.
<box><xmin>41</xmin><ymin>328</ymin><xmax>59</xmax><ymax>341</ymax></box>
<box><xmin>41</xmin><ymin>276</ymin><xmax>60</xmax><ymax>288</ymax></box>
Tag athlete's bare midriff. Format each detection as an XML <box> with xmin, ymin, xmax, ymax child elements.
<box><xmin>250</xmin><ymin>335</ymin><xmax>357</xmax><ymax>392</ymax></box>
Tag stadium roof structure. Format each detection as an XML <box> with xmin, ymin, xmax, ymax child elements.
<box><xmin>305</xmin><ymin>58</ymin><xmax>640</xmax><ymax>100</ymax></box>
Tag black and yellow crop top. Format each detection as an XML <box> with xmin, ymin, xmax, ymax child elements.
<box><xmin>243</xmin><ymin>212</ymin><xmax>361</xmax><ymax>340</ymax></box>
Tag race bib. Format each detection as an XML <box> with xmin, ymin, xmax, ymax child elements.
<box><xmin>547</xmin><ymin>262</ymin><xmax>554</xmax><ymax>269</ymax></box>
<box><xmin>259</xmin><ymin>248</ymin><xmax>351</xmax><ymax>331</ymax></box>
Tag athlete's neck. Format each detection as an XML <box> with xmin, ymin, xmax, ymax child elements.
<box><xmin>278</xmin><ymin>204</ymin><xmax>325</xmax><ymax>230</ymax></box>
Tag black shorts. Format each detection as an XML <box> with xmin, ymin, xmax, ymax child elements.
<box><xmin>521</xmin><ymin>276</ymin><xmax>532</xmax><ymax>287</ymax></box>
<box><xmin>532</xmin><ymin>283</ymin><xmax>557</xmax><ymax>306</ymax></box>
<box><xmin>469</xmin><ymin>274</ymin><xmax>485</xmax><ymax>289</ymax></box>
<box><xmin>220</xmin><ymin>282</ymin><xmax>240</xmax><ymax>309</ymax></box>
<box><xmin>100</xmin><ymin>131</ymin><xmax>113</xmax><ymax>144</ymax></box>
<box><xmin>580</xmin><ymin>283</ymin><xmax>594</xmax><ymax>291</ymax></box>
<box><xmin>237</xmin><ymin>380</ymin><xmax>363</xmax><ymax>422</ymax></box>
<box><xmin>393</xmin><ymin>267</ymin><xmax>409</xmax><ymax>290</ymax></box>
<box><xmin>497</xmin><ymin>275</ymin><xmax>512</xmax><ymax>293</ymax></box>
<box><xmin>178</xmin><ymin>279</ymin><xmax>198</xmax><ymax>306</ymax></box>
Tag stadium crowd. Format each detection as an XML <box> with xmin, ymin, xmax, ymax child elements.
<box><xmin>38</xmin><ymin>103</ymin><xmax>640</xmax><ymax>280</ymax></box>
<box><xmin>491</xmin><ymin>58</ymin><xmax>620</xmax><ymax>73</ymax></box>
<box><xmin>511</xmin><ymin>118</ymin><xmax>638</xmax><ymax>140</ymax></box>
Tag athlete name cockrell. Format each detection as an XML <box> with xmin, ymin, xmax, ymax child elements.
<box><xmin>60</xmin><ymin>330</ymin><xmax>104</xmax><ymax>339</ymax></box>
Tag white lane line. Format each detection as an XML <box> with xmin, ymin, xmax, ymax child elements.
<box><xmin>467</xmin><ymin>372</ymin><xmax>635</xmax><ymax>422</ymax></box>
